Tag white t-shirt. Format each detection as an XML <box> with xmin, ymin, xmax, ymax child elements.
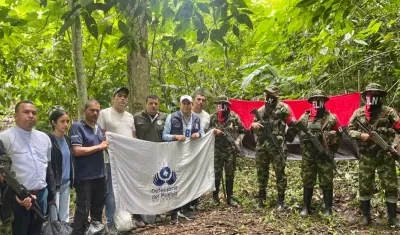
<box><xmin>193</xmin><ymin>110</ymin><xmax>210</xmax><ymax>130</ymax></box>
<box><xmin>0</xmin><ymin>126</ymin><xmax>51</xmax><ymax>191</ymax></box>
<box><xmin>98</xmin><ymin>107</ymin><xmax>135</xmax><ymax>163</ymax></box>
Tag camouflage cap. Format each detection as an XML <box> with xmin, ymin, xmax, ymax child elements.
<box><xmin>361</xmin><ymin>82</ymin><xmax>387</xmax><ymax>96</ymax></box>
<box><xmin>307</xmin><ymin>89</ymin><xmax>329</xmax><ymax>103</ymax></box>
<box><xmin>214</xmin><ymin>95</ymin><xmax>231</xmax><ymax>105</ymax></box>
<box><xmin>264</xmin><ymin>84</ymin><xmax>279</xmax><ymax>94</ymax></box>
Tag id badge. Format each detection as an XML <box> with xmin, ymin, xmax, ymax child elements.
<box><xmin>185</xmin><ymin>129</ymin><xmax>190</xmax><ymax>137</ymax></box>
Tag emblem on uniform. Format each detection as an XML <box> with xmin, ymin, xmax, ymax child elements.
<box><xmin>157</xmin><ymin>120</ymin><xmax>164</xmax><ymax>126</ymax></box>
<box><xmin>194</xmin><ymin>123</ymin><xmax>199</xmax><ymax>129</ymax></box>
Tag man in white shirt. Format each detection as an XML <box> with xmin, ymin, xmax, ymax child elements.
<box><xmin>0</xmin><ymin>100</ymin><xmax>54</xmax><ymax>235</ymax></box>
<box><xmin>192</xmin><ymin>91</ymin><xmax>210</xmax><ymax>132</ymax></box>
<box><xmin>97</xmin><ymin>87</ymin><xmax>142</xmax><ymax>234</ymax></box>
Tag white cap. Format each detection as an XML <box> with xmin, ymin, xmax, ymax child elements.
<box><xmin>180</xmin><ymin>95</ymin><xmax>193</xmax><ymax>103</ymax></box>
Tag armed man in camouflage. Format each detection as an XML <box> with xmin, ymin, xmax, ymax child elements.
<box><xmin>348</xmin><ymin>83</ymin><xmax>400</xmax><ymax>227</ymax></box>
<box><xmin>209</xmin><ymin>96</ymin><xmax>245</xmax><ymax>206</ymax></box>
<box><xmin>298</xmin><ymin>90</ymin><xmax>342</xmax><ymax>217</ymax></box>
<box><xmin>250</xmin><ymin>85</ymin><xmax>297</xmax><ymax>211</ymax></box>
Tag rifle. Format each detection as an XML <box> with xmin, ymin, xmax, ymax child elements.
<box><xmin>250</xmin><ymin>109</ymin><xmax>285</xmax><ymax>160</ymax></box>
<box><xmin>296</xmin><ymin>121</ymin><xmax>341</xmax><ymax>177</ymax></box>
<box><xmin>353</xmin><ymin>118</ymin><xmax>400</xmax><ymax>164</ymax></box>
<box><xmin>0</xmin><ymin>166</ymin><xmax>45</xmax><ymax>221</ymax></box>
<box><xmin>217</xmin><ymin>125</ymin><xmax>245</xmax><ymax>157</ymax></box>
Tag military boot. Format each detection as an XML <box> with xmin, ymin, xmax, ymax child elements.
<box><xmin>300</xmin><ymin>187</ymin><xmax>313</xmax><ymax>217</ymax></box>
<box><xmin>226</xmin><ymin>178</ymin><xmax>238</xmax><ymax>207</ymax></box>
<box><xmin>276</xmin><ymin>193</ymin><xmax>287</xmax><ymax>212</ymax></box>
<box><xmin>323</xmin><ymin>190</ymin><xmax>333</xmax><ymax>216</ymax></box>
<box><xmin>213</xmin><ymin>179</ymin><xmax>221</xmax><ymax>204</ymax></box>
<box><xmin>360</xmin><ymin>200</ymin><xmax>371</xmax><ymax>226</ymax></box>
<box><xmin>258</xmin><ymin>189</ymin><xmax>266</xmax><ymax>208</ymax></box>
<box><xmin>386</xmin><ymin>202</ymin><xmax>400</xmax><ymax>228</ymax></box>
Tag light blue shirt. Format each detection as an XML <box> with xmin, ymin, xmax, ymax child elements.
<box><xmin>162</xmin><ymin>112</ymin><xmax>205</xmax><ymax>142</ymax></box>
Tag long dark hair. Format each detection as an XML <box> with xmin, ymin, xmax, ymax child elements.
<box><xmin>49</xmin><ymin>108</ymin><xmax>68</xmax><ymax>130</ymax></box>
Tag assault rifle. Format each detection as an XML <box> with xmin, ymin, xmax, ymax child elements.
<box><xmin>353</xmin><ymin>118</ymin><xmax>400</xmax><ymax>164</ymax></box>
<box><xmin>296</xmin><ymin>121</ymin><xmax>341</xmax><ymax>177</ymax></box>
<box><xmin>250</xmin><ymin>109</ymin><xmax>285</xmax><ymax>160</ymax></box>
<box><xmin>0</xmin><ymin>166</ymin><xmax>45</xmax><ymax>221</ymax></box>
<box><xmin>217</xmin><ymin>126</ymin><xmax>245</xmax><ymax>157</ymax></box>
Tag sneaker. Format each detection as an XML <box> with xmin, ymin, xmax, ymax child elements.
<box><xmin>178</xmin><ymin>209</ymin><xmax>195</xmax><ymax>220</ymax></box>
<box><xmin>170</xmin><ymin>212</ymin><xmax>179</xmax><ymax>224</ymax></box>
<box><xmin>107</xmin><ymin>225</ymin><xmax>117</xmax><ymax>235</ymax></box>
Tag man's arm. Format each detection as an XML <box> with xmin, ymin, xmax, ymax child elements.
<box><xmin>162</xmin><ymin>114</ymin><xmax>175</xmax><ymax>141</ymax></box>
<box><xmin>69</xmin><ymin>123</ymin><xmax>108</xmax><ymax>157</ymax></box>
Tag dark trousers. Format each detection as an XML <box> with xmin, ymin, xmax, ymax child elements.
<box><xmin>72</xmin><ymin>177</ymin><xmax>106</xmax><ymax>235</ymax></box>
<box><xmin>12</xmin><ymin>187</ymin><xmax>48</xmax><ymax>235</ymax></box>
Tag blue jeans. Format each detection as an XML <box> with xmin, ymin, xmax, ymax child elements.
<box><xmin>12</xmin><ymin>187</ymin><xmax>48</xmax><ymax>235</ymax></box>
<box><xmin>49</xmin><ymin>181</ymin><xmax>71</xmax><ymax>222</ymax></box>
<box><xmin>105</xmin><ymin>163</ymin><xmax>115</xmax><ymax>226</ymax></box>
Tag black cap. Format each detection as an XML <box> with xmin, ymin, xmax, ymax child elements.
<box><xmin>113</xmin><ymin>87</ymin><xmax>129</xmax><ymax>96</ymax></box>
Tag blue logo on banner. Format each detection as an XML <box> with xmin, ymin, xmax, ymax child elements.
<box><xmin>153</xmin><ymin>167</ymin><xmax>177</xmax><ymax>186</ymax></box>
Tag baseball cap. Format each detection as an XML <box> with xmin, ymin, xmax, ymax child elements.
<box><xmin>180</xmin><ymin>95</ymin><xmax>193</xmax><ymax>103</ymax></box>
<box><xmin>113</xmin><ymin>87</ymin><xmax>129</xmax><ymax>96</ymax></box>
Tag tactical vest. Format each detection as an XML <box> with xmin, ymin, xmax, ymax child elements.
<box><xmin>299</xmin><ymin>110</ymin><xmax>337</xmax><ymax>147</ymax></box>
<box><xmin>260</xmin><ymin>102</ymin><xmax>287</xmax><ymax>137</ymax></box>
<box><xmin>170</xmin><ymin>111</ymin><xmax>201</xmax><ymax>135</ymax></box>
<box><xmin>353</xmin><ymin>106</ymin><xmax>394</xmax><ymax>152</ymax></box>
<box><xmin>213</xmin><ymin>112</ymin><xmax>241</xmax><ymax>146</ymax></box>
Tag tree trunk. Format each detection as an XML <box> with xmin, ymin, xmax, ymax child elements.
<box><xmin>126</xmin><ymin>0</ymin><xmax>150</xmax><ymax>114</ymax></box>
<box><xmin>69</xmin><ymin>0</ymin><xmax>87</xmax><ymax>119</ymax></box>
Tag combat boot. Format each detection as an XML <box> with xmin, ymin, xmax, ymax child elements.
<box><xmin>213</xmin><ymin>179</ymin><xmax>221</xmax><ymax>204</ymax></box>
<box><xmin>226</xmin><ymin>178</ymin><xmax>238</xmax><ymax>207</ymax></box>
<box><xmin>323</xmin><ymin>190</ymin><xmax>333</xmax><ymax>216</ymax></box>
<box><xmin>276</xmin><ymin>193</ymin><xmax>287</xmax><ymax>212</ymax></box>
<box><xmin>300</xmin><ymin>187</ymin><xmax>313</xmax><ymax>217</ymax></box>
<box><xmin>386</xmin><ymin>202</ymin><xmax>400</xmax><ymax>228</ymax></box>
<box><xmin>258</xmin><ymin>189</ymin><xmax>266</xmax><ymax>208</ymax></box>
<box><xmin>360</xmin><ymin>200</ymin><xmax>371</xmax><ymax>226</ymax></box>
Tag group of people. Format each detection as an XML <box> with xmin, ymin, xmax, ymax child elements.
<box><xmin>0</xmin><ymin>81</ymin><xmax>400</xmax><ymax>235</ymax></box>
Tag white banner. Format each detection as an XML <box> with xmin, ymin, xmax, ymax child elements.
<box><xmin>107</xmin><ymin>131</ymin><xmax>215</xmax><ymax>214</ymax></box>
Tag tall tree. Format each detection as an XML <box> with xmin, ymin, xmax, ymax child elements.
<box><xmin>125</xmin><ymin>0</ymin><xmax>150</xmax><ymax>113</ymax></box>
<box><xmin>67</xmin><ymin>0</ymin><xmax>87</xmax><ymax>118</ymax></box>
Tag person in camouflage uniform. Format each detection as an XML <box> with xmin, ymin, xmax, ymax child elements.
<box><xmin>250</xmin><ymin>85</ymin><xmax>297</xmax><ymax>211</ymax></box>
<box><xmin>298</xmin><ymin>90</ymin><xmax>342</xmax><ymax>217</ymax></box>
<box><xmin>209</xmin><ymin>96</ymin><xmax>245</xmax><ymax>206</ymax></box>
<box><xmin>348</xmin><ymin>83</ymin><xmax>400</xmax><ymax>227</ymax></box>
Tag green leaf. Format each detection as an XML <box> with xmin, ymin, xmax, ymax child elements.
<box><xmin>196</xmin><ymin>29</ymin><xmax>208</xmax><ymax>43</ymax></box>
<box><xmin>0</xmin><ymin>6</ymin><xmax>10</xmax><ymax>20</ymax></box>
<box><xmin>232</xmin><ymin>24</ymin><xmax>240</xmax><ymax>38</ymax></box>
<box><xmin>118</xmin><ymin>20</ymin><xmax>129</xmax><ymax>35</ymax></box>
<box><xmin>241</xmin><ymin>9</ymin><xmax>254</xmax><ymax>14</ymax></box>
<box><xmin>312</xmin><ymin>6</ymin><xmax>325</xmax><ymax>23</ymax></box>
<box><xmin>0</xmin><ymin>28</ymin><xmax>4</xmax><ymax>39</ymax></box>
<box><xmin>319</xmin><ymin>47</ymin><xmax>328</xmax><ymax>55</ymax></box>
<box><xmin>233</xmin><ymin>0</ymin><xmax>248</xmax><ymax>8</ymax></box>
<box><xmin>82</xmin><ymin>11</ymin><xmax>98</xmax><ymax>39</ymax></box>
<box><xmin>59</xmin><ymin>17</ymin><xmax>76</xmax><ymax>35</ymax></box>
<box><xmin>353</xmin><ymin>39</ymin><xmax>368</xmax><ymax>46</ymax></box>
<box><xmin>187</xmin><ymin>55</ymin><xmax>198</xmax><ymax>64</ymax></box>
<box><xmin>219</xmin><ymin>24</ymin><xmax>230</xmax><ymax>37</ymax></box>
<box><xmin>296</xmin><ymin>0</ymin><xmax>318</xmax><ymax>7</ymax></box>
<box><xmin>81</xmin><ymin>0</ymin><xmax>93</xmax><ymax>7</ymax></box>
<box><xmin>117</xmin><ymin>35</ymin><xmax>130</xmax><ymax>48</ymax></box>
<box><xmin>237</xmin><ymin>14</ymin><xmax>253</xmax><ymax>29</ymax></box>
<box><xmin>196</xmin><ymin>2</ymin><xmax>210</xmax><ymax>14</ymax></box>
<box><xmin>40</xmin><ymin>0</ymin><xmax>47</xmax><ymax>7</ymax></box>
<box><xmin>172</xmin><ymin>39</ymin><xmax>180</xmax><ymax>54</ymax></box>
